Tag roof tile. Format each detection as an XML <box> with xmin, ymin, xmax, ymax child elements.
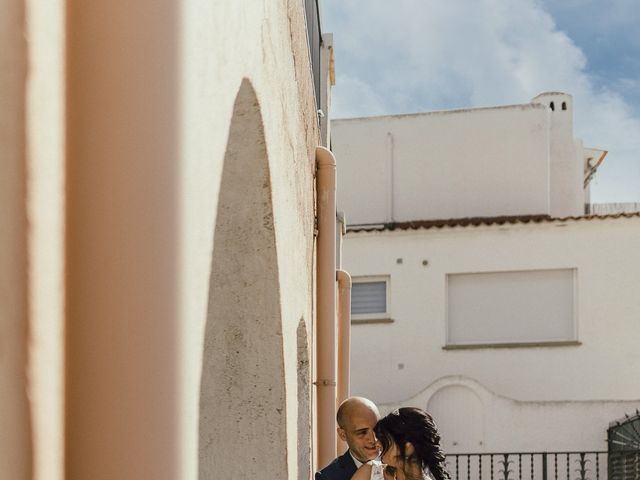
<box><xmin>347</xmin><ymin>212</ymin><xmax>640</xmax><ymax>233</ymax></box>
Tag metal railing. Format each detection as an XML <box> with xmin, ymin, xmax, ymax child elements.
<box><xmin>445</xmin><ymin>452</ymin><xmax>609</xmax><ymax>480</ymax></box>
<box><xmin>585</xmin><ymin>203</ymin><xmax>640</xmax><ymax>215</ymax></box>
<box><xmin>608</xmin><ymin>412</ymin><xmax>640</xmax><ymax>479</ymax></box>
<box><xmin>609</xmin><ymin>450</ymin><xmax>640</xmax><ymax>480</ymax></box>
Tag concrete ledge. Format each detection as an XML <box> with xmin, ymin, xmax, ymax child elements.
<box><xmin>351</xmin><ymin>318</ymin><xmax>395</xmax><ymax>325</ymax></box>
<box><xmin>443</xmin><ymin>340</ymin><xmax>582</xmax><ymax>350</ymax></box>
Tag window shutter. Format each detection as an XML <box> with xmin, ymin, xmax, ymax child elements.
<box><xmin>447</xmin><ymin>269</ymin><xmax>575</xmax><ymax>345</ymax></box>
<box><xmin>351</xmin><ymin>281</ymin><xmax>387</xmax><ymax>315</ymax></box>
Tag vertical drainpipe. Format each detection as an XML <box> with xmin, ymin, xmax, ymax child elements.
<box><xmin>336</xmin><ymin>269</ymin><xmax>351</xmax><ymax>456</ymax></box>
<box><xmin>387</xmin><ymin>132</ymin><xmax>394</xmax><ymax>222</ymax></box>
<box><xmin>315</xmin><ymin>146</ymin><xmax>337</xmax><ymax>470</ymax></box>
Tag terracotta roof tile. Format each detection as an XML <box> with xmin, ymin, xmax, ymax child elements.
<box><xmin>346</xmin><ymin>212</ymin><xmax>640</xmax><ymax>233</ymax></box>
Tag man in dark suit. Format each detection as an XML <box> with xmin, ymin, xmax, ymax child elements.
<box><xmin>315</xmin><ymin>397</ymin><xmax>381</xmax><ymax>480</ymax></box>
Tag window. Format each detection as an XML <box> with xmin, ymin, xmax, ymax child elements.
<box><xmin>446</xmin><ymin>268</ymin><xmax>577</xmax><ymax>347</ymax></box>
<box><xmin>351</xmin><ymin>277</ymin><xmax>389</xmax><ymax>320</ymax></box>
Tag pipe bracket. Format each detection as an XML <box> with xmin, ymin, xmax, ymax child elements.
<box><xmin>313</xmin><ymin>379</ymin><xmax>337</xmax><ymax>386</ymax></box>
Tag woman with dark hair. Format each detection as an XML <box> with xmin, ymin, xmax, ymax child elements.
<box><xmin>351</xmin><ymin>407</ymin><xmax>449</xmax><ymax>480</ymax></box>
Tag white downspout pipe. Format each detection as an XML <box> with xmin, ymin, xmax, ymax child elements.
<box><xmin>315</xmin><ymin>146</ymin><xmax>337</xmax><ymax>470</ymax></box>
<box><xmin>336</xmin><ymin>269</ymin><xmax>351</xmax><ymax>456</ymax></box>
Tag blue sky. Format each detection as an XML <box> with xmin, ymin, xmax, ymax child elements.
<box><xmin>322</xmin><ymin>0</ymin><xmax>640</xmax><ymax>203</ymax></box>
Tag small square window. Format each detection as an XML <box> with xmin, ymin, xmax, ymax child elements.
<box><xmin>351</xmin><ymin>277</ymin><xmax>389</xmax><ymax>320</ymax></box>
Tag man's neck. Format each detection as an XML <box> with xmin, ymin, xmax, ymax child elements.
<box><xmin>348</xmin><ymin>451</ymin><xmax>365</xmax><ymax>468</ymax></box>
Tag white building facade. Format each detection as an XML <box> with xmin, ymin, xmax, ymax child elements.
<box><xmin>333</xmin><ymin>93</ymin><xmax>640</xmax><ymax>461</ymax></box>
<box><xmin>334</xmin><ymin>92</ymin><xmax>603</xmax><ymax>223</ymax></box>
<box><xmin>343</xmin><ymin>215</ymin><xmax>640</xmax><ymax>454</ymax></box>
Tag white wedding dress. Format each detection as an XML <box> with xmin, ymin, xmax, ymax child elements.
<box><xmin>366</xmin><ymin>460</ymin><xmax>385</xmax><ymax>480</ymax></box>
<box><xmin>365</xmin><ymin>460</ymin><xmax>436</xmax><ymax>480</ymax></box>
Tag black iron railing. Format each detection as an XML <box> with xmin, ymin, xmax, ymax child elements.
<box><xmin>304</xmin><ymin>0</ymin><xmax>322</xmax><ymax>107</ymax></box>
<box><xmin>445</xmin><ymin>452</ymin><xmax>609</xmax><ymax>480</ymax></box>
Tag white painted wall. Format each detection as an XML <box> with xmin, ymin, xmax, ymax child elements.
<box><xmin>180</xmin><ymin>3</ymin><xmax>319</xmax><ymax>478</ymax></box>
<box><xmin>343</xmin><ymin>217</ymin><xmax>640</xmax><ymax>452</ymax></box>
<box><xmin>384</xmin><ymin>377</ymin><xmax>640</xmax><ymax>453</ymax></box>
<box><xmin>2</xmin><ymin>1</ymin><xmax>322</xmax><ymax>479</ymax></box>
<box><xmin>182</xmin><ymin>1</ymin><xmax>334</xmax><ymax>476</ymax></box>
<box><xmin>334</xmin><ymin>104</ymin><xmax>551</xmax><ymax>223</ymax></box>
<box><xmin>333</xmin><ymin>93</ymin><xmax>591</xmax><ymax>225</ymax></box>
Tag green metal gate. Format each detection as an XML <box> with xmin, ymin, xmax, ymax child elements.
<box><xmin>608</xmin><ymin>411</ymin><xmax>640</xmax><ymax>480</ymax></box>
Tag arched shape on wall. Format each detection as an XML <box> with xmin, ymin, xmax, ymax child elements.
<box><xmin>562</xmin><ymin>101</ymin><xmax>567</xmax><ymax>111</ymax></box>
<box><xmin>198</xmin><ymin>79</ymin><xmax>287</xmax><ymax>478</ymax></box>
<box><xmin>427</xmin><ymin>385</ymin><xmax>485</xmax><ymax>453</ymax></box>
<box><xmin>297</xmin><ymin>319</ymin><xmax>311</xmax><ymax>480</ymax></box>
<box><xmin>550</xmin><ymin>101</ymin><xmax>555</xmax><ymax>111</ymax></box>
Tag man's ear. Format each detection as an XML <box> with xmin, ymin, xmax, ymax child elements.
<box><xmin>337</xmin><ymin>427</ymin><xmax>347</xmax><ymax>442</ymax></box>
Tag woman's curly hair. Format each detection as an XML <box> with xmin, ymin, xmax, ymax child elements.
<box><xmin>375</xmin><ymin>407</ymin><xmax>450</xmax><ymax>480</ymax></box>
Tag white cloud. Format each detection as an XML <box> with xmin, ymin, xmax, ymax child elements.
<box><xmin>324</xmin><ymin>0</ymin><xmax>640</xmax><ymax>201</ymax></box>
<box><xmin>330</xmin><ymin>74</ymin><xmax>387</xmax><ymax>119</ymax></box>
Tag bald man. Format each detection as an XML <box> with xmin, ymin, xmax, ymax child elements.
<box><xmin>315</xmin><ymin>397</ymin><xmax>381</xmax><ymax>480</ymax></box>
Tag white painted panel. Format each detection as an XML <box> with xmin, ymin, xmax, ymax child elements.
<box><xmin>427</xmin><ymin>385</ymin><xmax>484</xmax><ymax>453</ymax></box>
<box><xmin>447</xmin><ymin>269</ymin><xmax>576</xmax><ymax>345</ymax></box>
<box><xmin>333</xmin><ymin>119</ymin><xmax>392</xmax><ymax>224</ymax></box>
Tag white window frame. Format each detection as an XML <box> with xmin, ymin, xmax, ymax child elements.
<box><xmin>351</xmin><ymin>275</ymin><xmax>390</xmax><ymax>321</ymax></box>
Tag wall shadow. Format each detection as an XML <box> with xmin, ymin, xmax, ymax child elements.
<box><xmin>198</xmin><ymin>79</ymin><xmax>288</xmax><ymax>478</ymax></box>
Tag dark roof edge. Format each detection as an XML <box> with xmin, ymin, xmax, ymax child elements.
<box><xmin>346</xmin><ymin>212</ymin><xmax>640</xmax><ymax>233</ymax></box>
